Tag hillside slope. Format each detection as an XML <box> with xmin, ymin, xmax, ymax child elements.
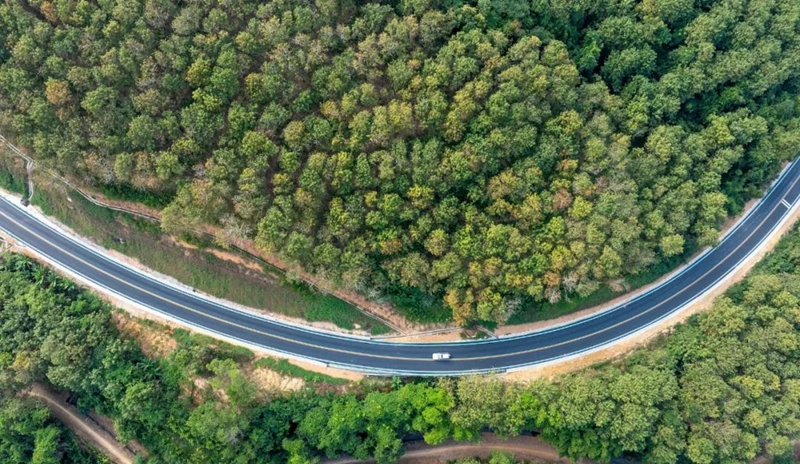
<box><xmin>0</xmin><ymin>0</ymin><xmax>799</xmax><ymax>322</ymax></box>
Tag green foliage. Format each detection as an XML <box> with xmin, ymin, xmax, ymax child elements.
<box><xmin>172</xmin><ymin>329</ymin><xmax>255</xmax><ymax>364</ymax></box>
<box><xmin>29</xmin><ymin>183</ymin><xmax>387</xmax><ymax>334</ymax></box>
<box><xmin>0</xmin><ymin>149</ymin><xmax>26</xmax><ymax>195</ymax></box>
<box><xmin>515</xmin><ymin>223</ymin><xmax>800</xmax><ymax>463</ymax></box>
<box><xmin>0</xmin><ymin>396</ymin><xmax>98</xmax><ymax>464</ymax></box>
<box><xmin>2</xmin><ymin>0</ymin><xmax>798</xmax><ymax>324</ymax></box>
<box><xmin>509</xmin><ymin>243</ymin><xmax>696</xmax><ymax>325</ymax></box>
<box><xmin>0</xmin><ymin>254</ymin><xmax>406</xmax><ymax>463</ymax></box>
<box><xmin>3</xmin><ymin>217</ymin><xmax>800</xmax><ymax>464</ymax></box>
<box><xmin>388</xmin><ymin>285</ymin><xmax>453</xmax><ymax>324</ymax></box>
<box><xmin>99</xmin><ymin>184</ymin><xmax>175</xmax><ymax>210</ymax></box>
<box><xmin>451</xmin><ymin>451</ymin><xmax>542</xmax><ymax>464</ymax></box>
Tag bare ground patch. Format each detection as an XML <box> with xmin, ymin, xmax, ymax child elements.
<box><xmin>324</xmin><ymin>433</ymin><xmax>594</xmax><ymax>464</ymax></box>
<box><xmin>386</xmin><ymin>331</ymin><xmax>465</xmax><ymax>343</ymax></box>
<box><xmin>248</xmin><ymin>365</ymin><xmax>305</xmax><ymax>392</ymax></box>
<box><xmin>112</xmin><ymin>312</ymin><xmax>177</xmax><ymax>358</ymax></box>
<box><xmin>29</xmin><ymin>383</ymin><xmax>137</xmax><ymax>464</ymax></box>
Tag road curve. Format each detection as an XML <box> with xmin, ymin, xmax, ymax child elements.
<box><xmin>0</xmin><ymin>159</ymin><xmax>799</xmax><ymax>375</ymax></box>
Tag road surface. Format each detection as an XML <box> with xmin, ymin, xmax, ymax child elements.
<box><xmin>0</xmin><ymin>159</ymin><xmax>798</xmax><ymax>375</ymax></box>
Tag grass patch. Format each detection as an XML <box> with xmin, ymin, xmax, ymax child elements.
<box><xmin>0</xmin><ymin>148</ymin><xmax>27</xmax><ymax>195</ymax></box>
<box><xmin>285</xmin><ymin>279</ymin><xmax>392</xmax><ymax>335</ymax></box>
<box><xmin>386</xmin><ymin>285</ymin><xmax>452</xmax><ymax>324</ymax></box>
<box><xmin>30</xmin><ymin>182</ymin><xmax>390</xmax><ymax>335</ymax></box>
<box><xmin>172</xmin><ymin>328</ymin><xmax>255</xmax><ymax>363</ymax></box>
<box><xmin>100</xmin><ymin>182</ymin><xmax>175</xmax><ymax>209</ymax></box>
<box><xmin>254</xmin><ymin>357</ymin><xmax>348</xmax><ymax>385</ymax></box>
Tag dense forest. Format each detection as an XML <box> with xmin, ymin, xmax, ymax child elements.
<box><xmin>1</xmin><ymin>222</ymin><xmax>800</xmax><ymax>463</ymax></box>
<box><xmin>0</xmin><ymin>396</ymin><xmax>99</xmax><ymax>464</ymax></box>
<box><xmin>1</xmin><ymin>0</ymin><xmax>799</xmax><ymax>323</ymax></box>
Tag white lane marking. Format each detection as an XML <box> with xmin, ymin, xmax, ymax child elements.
<box><xmin>781</xmin><ymin>199</ymin><xmax>792</xmax><ymax>209</ymax></box>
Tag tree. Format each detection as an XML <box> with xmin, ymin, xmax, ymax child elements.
<box><xmin>0</xmin><ymin>0</ymin><xmax>797</xmax><ymax>327</ymax></box>
<box><xmin>31</xmin><ymin>427</ymin><xmax>61</xmax><ymax>464</ymax></box>
<box><xmin>660</xmin><ymin>234</ymin><xmax>684</xmax><ymax>257</ymax></box>
<box><xmin>44</xmin><ymin>79</ymin><xmax>70</xmax><ymax>106</ymax></box>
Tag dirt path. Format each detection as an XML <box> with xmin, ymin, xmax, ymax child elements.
<box><xmin>324</xmin><ymin>433</ymin><xmax>595</xmax><ymax>464</ymax></box>
<box><xmin>28</xmin><ymin>383</ymin><xmax>136</xmax><ymax>464</ymax></box>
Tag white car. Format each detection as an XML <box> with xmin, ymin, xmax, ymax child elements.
<box><xmin>432</xmin><ymin>352</ymin><xmax>451</xmax><ymax>360</ymax></box>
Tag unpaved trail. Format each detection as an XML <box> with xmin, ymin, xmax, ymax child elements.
<box><xmin>324</xmin><ymin>433</ymin><xmax>595</xmax><ymax>464</ymax></box>
<box><xmin>28</xmin><ymin>383</ymin><xmax>136</xmax><ymax>464</ymax></box>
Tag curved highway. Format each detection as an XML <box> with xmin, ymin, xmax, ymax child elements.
<box><xmin>0</xmin><ymin>159</ymin><xmax>798</xmax><ymax>375</ymax></box>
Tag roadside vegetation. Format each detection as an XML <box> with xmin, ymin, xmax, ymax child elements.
<box><xmin>0</xmin><ymin>147</ymin><xmax>26</xmax><ymax>195</ymax></box>
<box><xmin>25</xmin><ymin>175</ymin><xmax>389</xmax><ymax>335</ymax></box>
<box><xmin>1</xmin><ymin>0</ymin><xmax>798</xmax><ymax>325</ymax></box>
<box><xmin>0</xmin><ymin>144</ymin><xmax>696</xmax><ymax>329</ymax></box>
<box><xmin>253</xmin><ymin>358</ymin><xmax>349</xmax><ymax>385</ymax></box>
<box><xmin>1</xmin><ymin>221</ymin><xmax>800</xmax><ymax>463</ymax></box>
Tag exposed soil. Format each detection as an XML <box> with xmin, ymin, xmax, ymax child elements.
<box><xmin>248</xmin><ymin>366</ymin><xmax>305</xmax><ymax>392</ymax></box>
<box><xmin>324</xmin><ymin>433</ymin><xmax>594</xmax><ymax>464</ymax></box>
<box><xmin>168</xmin><ymin>235</ymin><xmax>276</xmax><ymax>277</ymax></box>
<box><xmin>200</xmin><ymin>221</ymin><xmax>424</xmax><ymax>334</ymax></box>
<box><xmin>112</xmin><ymin>312</ymin><xmax>178</xmax><ymax>358</ymax></box>
<box><xmin>387</xmin><ymin>330</ymin><xmax>465</xmax><ymax>343</ymax></box>
<box><xmin>59</xmin><ymin>175</ymin><xmax>162</xmax><ymax>219</ymax></box>
<box><xmin>108</xmin><ymin>286</ymin><xmax>365</xmax><ymax>382</ymax></box>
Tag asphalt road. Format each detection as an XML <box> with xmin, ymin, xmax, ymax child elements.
<box><xmin>0</xmin><ymin>159</ymin><xmax>798</xmax><ymax>375</ymax></box>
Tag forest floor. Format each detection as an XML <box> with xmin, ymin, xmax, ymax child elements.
<box><xmin>323</xmin><ymin>433</ymin><xmax>595</xmax><ymax>464</ymax></box>
<box><xmin>27</xmin><ymin>383</ymin><xmax>137</xmax><ymax>464</ymax></box>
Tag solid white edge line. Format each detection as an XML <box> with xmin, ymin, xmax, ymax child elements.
<box><xmin>0</xmin><ymin>157</ymin><xmax>797</xmax><ymax>349</ymax></box>
<box><xmin>0</xmin><ymin>158</ymin><xmax>797</xmax><ymax>375</ymax></box>
<box><xmin>487</xmin><ymin>157</ymin><xmax>800</xmax><ymax>341</ymax></box>
<box><xmin>0</xmin><ymin>190</ymin><xmax>376</xmax><ymax>342</ymax></box>
<box><xmin>505</xmin><ymin>184</ymin><xmax>800</xmax><ymax>375</ymax></box>
<box><xmin>3</xmin><ymin>183</ymin><xmax>797</xmax><ymax>377</ymax></box>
